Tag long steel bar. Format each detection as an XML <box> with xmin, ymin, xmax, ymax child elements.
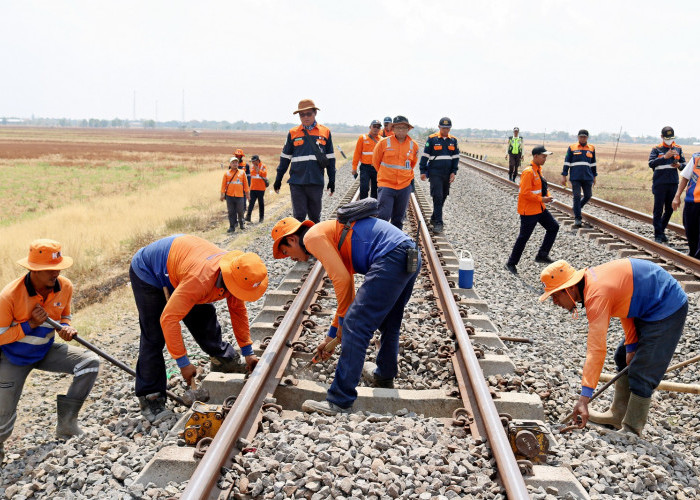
<box><xmin>181</xmin><ymin>262</ymin><xmax>325</xmax><ymax>499</ymax></box>
<box><xmin>409</xmin><ymin>193</ymin><xmax>529</xmax><ymax>499</ymax></box>
<box><xmin>462</xmin><ymin>158</ymin><xmax>700</xmax><ymax>278</ymax></box>
<box><xmin>460</xmin><ymin>154</ymin><xmax>685</xmax><ymax>236</ymax></box>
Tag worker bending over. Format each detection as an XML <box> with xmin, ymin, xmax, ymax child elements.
<box><xmin>130</xmin><ymin>235</ymin><xmax>267</xmax><ymax>423</ymax></box>
<box><xmin>0</xmin><ymin>240</ymin><xmax>100</xmax><ymax>461</ymax></box>
<box><xmin>539</xmin><ymin>258</ymin><xmax>687</xmax><ymax>435</ymax></box>
<box><xmin>271</xmin><ymin>216</ymin><xmax>421</xmax><ymax>415</ymax></box>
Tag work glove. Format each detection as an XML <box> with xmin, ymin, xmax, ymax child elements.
<box><xmin>327</xmin><ymin>181</ymin><xmax>335</xmax><ymax>194</ymax></box>
<box><xmin>273</xmin><ymin>180</ymin><xmax>282</xmax><ymax>192</ymax></box>
<box><xmin>352</xmin><ymin>171</ymin><xmax>358</xmax><ymax>179</ymax></box>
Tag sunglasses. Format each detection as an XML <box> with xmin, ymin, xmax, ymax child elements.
<box><xmin>371</xmin><ymin>125</ymin><xmax>381</xmax><ymax>129</ymax></box>
<box><xmin>299</xmin><ymin>111</ymin><xmax>315</xmax><ymax>118</ymax></box>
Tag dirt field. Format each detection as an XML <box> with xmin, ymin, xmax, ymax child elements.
<box><xmin>462</xmin><ymin>138</ymin><xmax>700</xmax><ymax>219</ymax></box>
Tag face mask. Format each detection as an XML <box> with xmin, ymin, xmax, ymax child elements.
<box><xmin>663</xmin><ymin>138</ymin><xmax>674</xmax><ymax>146</ymax></box>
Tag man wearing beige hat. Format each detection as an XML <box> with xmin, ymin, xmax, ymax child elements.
<box><xmin>273</xmin><ymin>99</ymin><xmax>336</xmax><ymax>223</ymax></box>
<box><xmin>129</xmin><ymin>234</ymin><xmax>268</xmax><ymax>423</ymax></box>
<box><xmin>0</xmin><ymin>240</ymin><xmax>100</xmax><ymax>460</ymax></box>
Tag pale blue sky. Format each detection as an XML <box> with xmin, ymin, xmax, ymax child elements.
<box><xmin>1</xmin><ymin>0</ymin><xmax>697</xmax><ymax>136</ymax></box>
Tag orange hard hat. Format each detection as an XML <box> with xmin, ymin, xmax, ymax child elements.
<box><xmin>17</xmin><ymin>239</ymin><xmax>73</xmax><ymax>271</ymax></box>
<box><xmin>234</xmin><ymin>149</ymin><xmax>244</xmax><ymax>157</ymax></box>
<box><xmin>219</xmin><ymin>250</ymin><xmax>268</xmax><ymax>302</ymax></box>
<box><xmin>271</xmin><ymin>217</ymin><xmax>314</xmax><ymax>259</ymax></box>
<box><xmin>539</xmin><ymin>260</ymin><xmax>585</xmax><ymax>302</ymax></box>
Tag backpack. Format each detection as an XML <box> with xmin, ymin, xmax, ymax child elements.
<box><xmin>336</xmin><ymin>197</ymin><xmax>379</xmax><ymax>251</ymax></box>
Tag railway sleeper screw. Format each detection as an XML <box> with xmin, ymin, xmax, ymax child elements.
<box><xmin>430</xmin><ymin>307</ymin><xmax>441</xmax><ymax>318</ymax></box>
<box><xmin>292</xmin><ymin>287</ymin><xmax>301</xmax><ymax>294</ymax></box>
<box><xmin>517</xmin><ymin>459</ymin><xmax>534</xmax><ymax>477</ymax></box>
<box><xmin>474</xmin><ymin>348</ymin><xmax>484</xmax><ymax>359</ymax></box>
<box><xmin>451</xmin><ymin>408</ymin><xmax>474</xmax><ymax>427</ymax></box>
<box><xmin>309</xmin><ymin>303</ymin><xmax>323</xmax><ymax>312</ymax></box>
<box><xmin>448</xmin><ymin>280</ymin><xmax>456</xmax><ymax>288</ymax></box>
<box><xmin>262</xmin><ymin>403</ymin><xmax>283</xmax><ymax>414</ymax></box>
<box><xmin>437</xmin><ymin>344</ymin><xmax>453</xmax><ymax>358</ymax></box>
<box><xmin>223</xmin><ymin>395</ymin><xmax>237</xmax><ymax>414</ymax></box>
<box><xmin>301</xmin><ymin>319</ymin><xmax>316</xmax><ymax>329</ymax></box>
<box><xmin>261</xmin><ymin>336</ymin><xmax>273</xmax><ymax>348</ymax></box>
<box><xmin>193</xmin><ymin>437</ymin><xmax>213</xmax><ymax>460</ymax></box>
<box><xmin>317</xmin><ymin>289</ymin><xmax>329</xmax><ymax>297</ymax></box>
<box><xmin>280</xmin><ymin>375</ymin><xmax>298</xmax><ymax>386</ymax></box>
<box><xmin>283</xmin><ymin>299</ymin><xmax>294</xmax><ymax>310</ymax></box>
<box><xmin>453</xmin><ymin>293</ymin><xmax>462</xmax><ymax>302</ymax></box>
<box><xmin>291</xmin><ymin>341</ymin><xmax>310</xmax><ymax>352</ymax></box>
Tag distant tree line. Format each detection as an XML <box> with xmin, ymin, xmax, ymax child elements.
<box><xmin>1</xmin><ymin>116</ymin><xmax>697</xmax><ymax>145</ymax></box>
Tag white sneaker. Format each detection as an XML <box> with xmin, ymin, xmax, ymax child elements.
<box><xmin>301</xmin><ymin>400</ymin><xmax>351</xmax><ymax>416</ymax></box>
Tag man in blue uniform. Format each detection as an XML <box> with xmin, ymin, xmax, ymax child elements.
<box><xmin>649</xmin><ymin>126</ymin><xmax>686</xmax><ymax>243</ymax></box>
<box><xmin>561</xmin><ymin>129</ymin><xmax>597</xmax><ymax>228</ymax></box>
<box><xmin>273</xmin><ymin>99</ymin><xmax>336</xmax><ymax>223</ymax></box>
<box><xmin>419</xmin><ymin>117</ymin><xmax>460</xmax><ymax>234</ymax></box>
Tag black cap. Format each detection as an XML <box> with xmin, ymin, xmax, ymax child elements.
<box><xmin>251</xmin><ymin>155</ymin><xmax>260</xmax><ymax>161</ymax></box>
<box><xmin>392</xmin><ymin>115</ymin><xmax>413</xmax><ymax>129</ymax></box>
<box><xmin>577</xmin><ymin>129</ymin><xmax>589</xmax><ymax>137</ymax></box>
<box><xmin>532</xmin><ymin>146</ymin><xmax>553</xmax><ymax>156</ymax></box>
<box><xmin>439</xmin><ymin>117</ymin><xmax>452</xmax><ymax>128</ymax></box>
<box><xmin>513</xmin><ymin>127</ymin><xmax>519</xmax><ymax>131</ymax></box>
<box><xmin>370</xmin><ymin>119</ymin><xmax>382</xmax><ymax>127</ymax></box>
<box><xmin>661</xmin><ymin>126</ymin><xmax>675</xmax><ymax>139</ymax></box>
<box><xmin>383</xmin><ymin>116</ymin><xmax>392</xmax><ymax>123</ymax></box>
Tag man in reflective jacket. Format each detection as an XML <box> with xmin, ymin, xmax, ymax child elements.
<box><xmin>506</xmin><ymin>127</ymin><xmax>523</xmax><ymax>182</ymax></box>
<box><xmin>672</xmin><ymin>152</ymin><xmax>700</xmax><ymax>258</ymax></box>
<box><xmin>561</xmin><ymin>129</ymin><xmax>597</xmax><ymax>227</ymax></box>
<box><xmin>352</xmin><ymin>120</ymin><xmax>382</xmax><ymax>200</ymax></box>
<box><xmin>649</xmin><ymin>126</ymin><xmax>686</xmax><ymax>243</ymax></box>
<box><xmin>273</xmin><ymin>99</ymin><xmax>336</xmax><ymax>223</ymax></box>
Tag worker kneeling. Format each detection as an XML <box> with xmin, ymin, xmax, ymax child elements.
<box><xmin>540</xmin><ymin>258</ymin><xmax>687</xmax><ymax>436</ymax></box>
<box><xmin>0</xmin><ymin>240</ymin><xmax>100</xmax><ymax>462</ymax></box>
<box><xmin>271</xmin><ymin>215</ymin><xmax>421</xmax><ymax>415</ymax></box>
<box><xmin>130</xmin><ymin>235</ymin><xmax>268</xmax><ymax>423</ymax></box>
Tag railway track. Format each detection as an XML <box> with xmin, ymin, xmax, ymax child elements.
<box><xmin>132</xmin><ymin>182</ymin><xmax>588</xmax><ymax>499</ymax></box>
<box><xmin>460</xmin><ymin>154</ymin><xmax>700</xmax><ymax>290</ymax></box>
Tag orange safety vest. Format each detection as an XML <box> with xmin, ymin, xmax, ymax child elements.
<box><xmin>221</xmin><ymin>168</ymin><xmax>249</xmax><ymax>197</ymax></box>
<box><xmin>249</xmin><ymin>163</ymin><xmax>268</xmax><ymax>191</ymax></box>
<box><xmin>373</xmin><ymin>135</ymin><xmax>418</xmax><ymax>190</ymax></box>
<box><xmin>517</xmin><ymin>162</ymin><xmax>546</xmax><ymax>215</ymax></box>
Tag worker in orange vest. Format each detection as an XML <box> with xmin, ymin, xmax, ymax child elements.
<box><xmin>220</xmin><ymin>157</ymin><xmax>250</xmax><ymax>233</ymax></box>
<box><xmin>246</xmin><ymin>155</ymin><xmax>268</xmax><ymax>223</ymax></box>
<box><xmin>352</xmin><ymin>120</ymin><xmax>382</xmax><ymax>199</ymax></box>
<box><xmin>372</xmin><ymin>116</ymin><xmax>419</xmax><ymax>229</ymax></box>
<box><xmin>380</xmin><ymin>116</ymin><xmax>393</xmax><ymax>138</ymax></box>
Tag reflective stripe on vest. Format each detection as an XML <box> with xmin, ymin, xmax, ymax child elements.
<box><xmin>686</xmin><ymin>156</ymin><xmax>700</xmax><ymax>204</ymax></box>
<box><xmin>380</xmin><ymin>137</ymin><xmax>415</xmax><ymax>170</ymax></box>
<box><xmin>510</xmin><ymin>136</ymin><xmax>521</xmax><ymax>155</ymax></box>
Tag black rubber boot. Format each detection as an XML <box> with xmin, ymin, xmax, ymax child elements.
<box><xmin>210</xmin><ymin>355</ymin><xmax>247</xmax><ymax>374</ymax></box>
<box><xmin>56</xmin><ymin>395</ymin><xmax>85</xmax><ymax>439</ymax></box>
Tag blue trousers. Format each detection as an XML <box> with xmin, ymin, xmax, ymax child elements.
<box><xmin>652</xmin><ymin>183</ymin><xmax>677</xmax><ymax>237</ymax></box>
<box><xmin>377</xmin><ymin>185</ymin><xmax>412</xmax><ymax>230</ymax></box>
<box><xmin>290</xmin><ymin>184</ymin><xmax>324</xmax><ymax>223</ymax></box>
<box><xmin>326</xmin><ymin>241</ymin><xmax>421</xmax><ymax>408</ymax></box>
<box><xmin>429</xmin><ymin>173</ymin><xmax>451</xmax><ymax>224</ymax></box>
<box><xmin>506</xmin><ymin>210</ymin><xmax>559</xmax><ymax>266</ymax></box>
<box><xmin>359</xmin><ymin>164</ymin><xmax>377</xmax><ymax>200</ymax></box>
<box><xmin>130</xmin><ymin>266</ymin><xmax>236</xmax><ymax>397</ymax></box>
<box><xmin>570</xmin><ymin>180</ymin><xmax>593</xmax><ymax>220</ymax></box>
<box><xmin>613</xmin><ymin>301</ymin><xmax>687</xmax><ymax>398</ymax></box>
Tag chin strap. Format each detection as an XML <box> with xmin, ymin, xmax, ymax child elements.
<box><xmin>566</xmin><ymin>288</ymin><xmax>579</xmax><ymax>319</ymax></box>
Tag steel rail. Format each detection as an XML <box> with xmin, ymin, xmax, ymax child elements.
<box><xmin>460</xmin><ymin>154</ymin><xmax>686</xmax><ymax>237</ymax></box>
<box><xmin>409</xmin><ymin>192</ymin><xmax>530</xmax><ymax>499</ymax></box>
<box><xmin>182</xmin><ymin>187</ymin><xmax>361</xmax><ymax>499</ymax></box>
<box><xmin>462</xmin><ymin>158</ymin><xmax>700</xmax><ymax>278</ymax></box>
<box><xmin>181</xmin><ymin>261</ymin><xmax>325</xmax><ymax>499</ymax></box>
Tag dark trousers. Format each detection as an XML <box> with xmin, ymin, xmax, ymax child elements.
<box><xmin>683</xmin><ymin>202</ymin><xmax>700</xmax><ymax>258</ymax></box>
<box><xmin>570</xmin><ymin>180</ymin><xmax>593</xmax><ymax>220</ymax></box>
<box><xmin>290</xmin><ymin>184</ymin><xmax>324</xmax><ymax>223</ymax></box>
<box><xmin>429</xmin><ymin>173</ymin><xmax>451</xmax><ymax>224</ymax></box>
<box><xmin>359</xmin><ymin>163</ymin><xmax>378</xmax><ymax>200</ymax></box>
<box><xmin>327</xmin><ymin>242</ymin><xmax>421</xmax><ymax>408</ymax></box>
<box><xmin>246</xmin><ymin>190</ymin><xmax>265</xmax><ymax>221</ymax></box>
<box><xmin>377</xmin><ymin>185</ymin><xmax>412</xmax><ymax>230</ymax></box>
<box><xmin>613</xmin><ymin>301</ymin><xmax>687</xmax><ymax>398</ymax></box>
<box><xmin>508</xmin><ymin>154</ymin><xmax>522</xmax><ymax>181</ymax></box>
<box><xmin>130</xmin><ymin>266</ymin><xmax>235</xmax><ymax>397</ymax></box>
<box><xmin>226</xmin><ymin>195</ymin><xmax>245</xmax><ymax>230</ymax></box>
<box><xmin>652</xmin><ymin>183</ymin><xmax>677</xmax><ymax>237</ymax></box>
<box><xmin>507</xmin><ymin>210</ymin><xmax>559</xmax><ymax>265</ymax></box>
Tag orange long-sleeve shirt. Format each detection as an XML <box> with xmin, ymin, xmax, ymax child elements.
<box><xmin>249</xmin><ymin>163</ymin><xmax>268</xmax><ymax>191</ymax></box>
<box><xmin>221</xmin><ymin>168</ymin><xmax>250</xmax><ymax>197</ymax></box>
<box><xmin>372</xmin><ymin>135</ymin><xmax>418</xmax><ymax>190</ymax></box>
<box><xmin>352</xmin><ymin>133</ymin><xmax>380</xmax><ymax>172</ymax></box>
<box><xmin>517</xmin><ymin>162</ymin><xmax>546</xmax><ymax>215</ymax></box>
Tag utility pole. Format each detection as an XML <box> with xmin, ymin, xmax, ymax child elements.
<box><xmin>181</xmin><ymin>89</ymin><xmax>185</xmax><ymax>125</ymax></box>
<box><xmin>612</xmin><ymin>126</ymin><xmax>623</xmax><ymax>166</ymax></box>
<box><xmin>543</xmin><ymin>128</ymin><xmax>546</xmax><ymax>145</ymax></box>
<box><xmin>155</xmin><ymin>100</ymin><xmax>158</xmax><ymax>124</ymax></box>
<box><xmin>133</xmin><ymin>91</ymin><xmax>136</xmax><ymax>121</ymax></box>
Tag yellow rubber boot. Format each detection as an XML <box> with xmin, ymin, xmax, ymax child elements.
<box><xmin>620</xmin><ymin>393</ymin><xmax>652</xmax><ymax>436</ymax></box>
<box><xmin>587</xmin><ymin>374</ymin><xmax>630</xmax><ymax>430</ymax></box>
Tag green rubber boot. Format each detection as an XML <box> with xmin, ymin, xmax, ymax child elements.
<box><xmin>56</xmin><ymin>395</ymin><xmax>85</xmax><ymax>439</ymax></box>
<box><xmin>620</xmin><ymin>393</ymin><xmax>652</xmax><ymax>436</ymax></box>
<box><xmin>587</xmin><ymin>374</ymin><xmax>630</xmax><ymax>429</ymax></box>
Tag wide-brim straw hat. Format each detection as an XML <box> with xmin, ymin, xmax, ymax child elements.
<box><xmin>220</xmin><ymin>250</ymin><xmax>268</xmax><ymax>302</ymax></box>
<box><xmin>271</xmin><ymin>217</ymin><xmax>315</xmax><ymax>259</ymax></box>
<box><xmin>17</xmin><ymin>239</ymin><xmax>73</xmax><ymax>271</ymax></box>
<box><xmin>539</xmin><ymin>260</ymin><xmax>585</xmax><ymax>301</ymax></box>
<box><xmin>293</xmin><ymin>99</ymin><xmax>320</xmax><ymax>115</ymax></box>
